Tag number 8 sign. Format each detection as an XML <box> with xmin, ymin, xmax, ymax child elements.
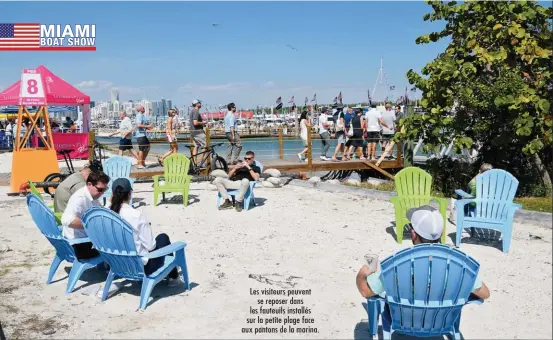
<box><xmin>19</xmin><ymin>69</ymin><xmax>47</xmax><ymax>106</ymax></box>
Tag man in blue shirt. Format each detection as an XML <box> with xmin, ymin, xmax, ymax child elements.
<box><xmin>356</xmin><ymin>206</ymin><xmax>490</xmax><ymax>300</ymax></box>
<box><xmin>224</xmin><ymin>102</ymin><xmax>242</xmax><ymax>164</ymax></box>
<box><xmin>134</xmin><ymin>105</ymin><xmax>153</xmax><ymax>169</ymax></box>
<box><xmin>343</xmin><ymin>107</ymin><xmax>354</xmax><ymax>151</ymax></box>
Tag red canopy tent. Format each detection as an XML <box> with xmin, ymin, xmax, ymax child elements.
<box><xmin>0</xmin><ymin>65</ymin><xmax>92</xmax><ymax>131</ymax></box>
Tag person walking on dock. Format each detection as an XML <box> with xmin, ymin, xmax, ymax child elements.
<box><xmin>365</xmin><ymin>102</ymin><xmax>390</xmax><ymax>161</ymax></box>
<box><xmin>134</xmin><ymin>105</ymin><xmax>153</xmax><ymax>169</ymax></box>
<box><xmin>109</xmin><ymin>111</ymin><xmax>138</xmax><ymax>160</ymax></box>
<box><xmin>189</xmin><ymin>99</ymin><xmax>207</xmax><ymax>165</ymax></box>
<box><xmin>224</xmin><ymin>103</ymin><xmax>242</xmax><ymax>165</ymax></box>
<box><xmin>158</xmin><ymin>109</ymin><xmax>179</xmax><ymax>165</ymax></box>
<box><xmin>297</xmin><ymin>110</ymin><xmax>311</xmax><ymax>162</ymax></box>
<box><xmin>318</xmin><ymin>106</ymin><xmax>331</xmax><ymax>161</ymax></box>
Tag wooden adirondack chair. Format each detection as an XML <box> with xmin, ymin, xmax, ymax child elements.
<box><xmin>366</xmin><ymin>244</ymin><xmax>484</xmax><ymax>339</ymax></box>
<box><xmin>153</xmin><ymin>154</ymin><xmax>192</xmax><ymax>207</ymax></box>
<box><xmin>26</xmin><ymin>195</ymin><xmax>104</xmax><ymax>293</ymax></box>
<box><xmin>216</xmin><ymin>161</ymin><xmax>263</xmax><ymax>211</ymax></box>
<box><xmin>101</xmin><ymin>156</ymin><xmax>135</xmax><ymax>206</ymax></box>
<box><xmin>82</xmin><ymin>207</ymin><xmax>190</xmax><ymax>310</ymax></box>
<box><xmin>455</xmin><ymin>169</ymin><xmax>521</xmax><ymax>253</ymax></box>
<box><xmin>28</xmin><ymin>180</ymin><xmax>62</xmax><ymax>225</ymax></box>
<box><xmin>389</xmin><ymin>167</ymin><xmax>448</xmax><ymax>244</ymax></box>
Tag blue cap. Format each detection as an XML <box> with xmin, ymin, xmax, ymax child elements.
<box><xmin>321</xmin><ymin>106</ymin><xmax>329</xmax><ymax>113</ymax></box>
<box><xmin>112</xmin><ymin>178</ymin><xmax>133</xmax><ymax>193</ymax></box>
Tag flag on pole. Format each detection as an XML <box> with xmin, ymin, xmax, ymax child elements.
<box><xmin>333</xmin><ymin>96</ymin><xmax>338</xmax><ymax>104</ymax></box>
<box><xmin>389</xmin><ymin>85</ymin><xmax>396</xmax><ymax>90</ymax></box>
<box><xmin>338</xmin><ymin>92</ymin><xmax>343</xmax><ymax>104</ymax></box>
<box><xmin>311</xmin><ymin>93</ymin><xmax>317</xmax><ymax>102</ymax></box>
<box><xmin>288</xmin><ymin>96</ymin><xmax>295</xmax><ymax>104</ymax></box>
<box><xmin>404</xmin><ymin>86</ymin><xmax>409</xmax><ymax>104</ymax></box>
<box><xmin>304</xmin><ymin>96</ymin><xmax>308</xmax><ymax>106</ymax></box>
<box><xmin>367</xmin><ymin>89</ymin><xmax>372</xmax><ymax>105</ymax></box>
<box><xmin>275</xmin><ymin>96</ymin><xmax>283</xmax><ymax>110</ymax></box>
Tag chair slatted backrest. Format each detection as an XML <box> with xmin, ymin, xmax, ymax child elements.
<box><xmin>26</xmin><ymin>195</ymin><xmax>76</xmax><ymax>263</ymax></box>
<box><xmin>28</xmin><ymin>180</ymin><xmax>43</xmax><ymax>199</ymax></box>
<box><xmin>394</xmin><ymin>167</ymin><xmax>433</xmax><ymax>210</ymax></box>
<box><xmin>104</xmin><ymin>156</ymin><xmax>133</xmax><ymax>181</ymax></box>
<box><xmin>163</xmin><ymin>154</ymin><xmax>190</xmax><ymax>185</ymax></box>
<box><xmin>255</xmin><ymin>160</ymin><xmax>264</xmax><ymax>174</ymax></box>
<box><xmin>474</xmin><ymin>169</ymin><xmax>519</xmax><ymax>221</ymax></box>
<box><xmin>380</xmin><ymin>244</ymin><xmax>480</xmax><ymax>337</ymax></box>
<box><xmin>82</xmin><ymin>207</ymin><xmax>144</xmax><ymax>280</ymax></box>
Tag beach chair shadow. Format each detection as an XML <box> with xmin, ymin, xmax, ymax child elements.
<box><xmin>385</xmin><ymin>223</ymin><xmax>410</xmax><ymax>242</ymax></box>
<box><xmin>105</xmin><ymin>281</ymin><xmax>200</xmax><ymax>308</ymax></box>
<box><xmin>82</xmin><ymin>207</ymin><xmax>192</xmax><ymax>310</ymax></box>
<box><xmin>160</xmin><ymin>193</ymin><xmax>200</xmax><ymax>206</ymax></box>
<box><xmin>448</xmin><ymin>228</ymin><xmax>503</xmax><ymax>252</ymax></box>
<box><xmin>62</xmin><ymin>265</ymin><xmax>109</xmax><ymax>292</ymax></box>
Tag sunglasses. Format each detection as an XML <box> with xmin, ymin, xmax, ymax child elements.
<box><xmin>94</xmin><ymin>185</ymin><xmax>107</xmax><ymax>193</ymax></box>
<box><xmin>244</xmin><ymin>157</ymin><xmax>253</xmax><ymax>161</ymax></box>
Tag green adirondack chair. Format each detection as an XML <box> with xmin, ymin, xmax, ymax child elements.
<box><xmin>389</xmin><ymin>167</ymin><xmax>448</xmax><ymax>244</ymax></box>
<box><xmin>153</xmin><ymin>154</ymin><xmax>193</xmax><ymax>207</ymax></box>
<box><xmin>28</xmin><ymin>180</ymin><xmax>62</xmax><ymax>225</ymax></box>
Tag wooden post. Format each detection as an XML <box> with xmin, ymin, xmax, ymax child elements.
<box><xmin>307</xmin><ymin>131</ymin><xmax>312</xmax><ymax>169</ymax></box>
<box><xmin>396</xmin><ymin>141</ymin><xmax>403</xmax><ymax>167</ymax></box>
<box><xmin>278</xmin><ymin>126</ymin><xmax>283</xmax><ymax>159</ymax></box>
<box><xmin>205</xmin><ymin>127</ymin><xmax>211</xmax><ymax>171</ymax></box>
<box><xmin>88</xmin><ymin>130</ymin><xmax>95</xmax><ymax>162</ymax></box>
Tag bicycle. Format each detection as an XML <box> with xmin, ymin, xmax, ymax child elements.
<box><xmin>42</xmin><ymin>142</ymin><xmax>105</xmax><ymax>198</ymax></box>
<box><xmin>185</xmin><ymin>142</ymin><xmax>228</xmax><ymax>175</ymax></box>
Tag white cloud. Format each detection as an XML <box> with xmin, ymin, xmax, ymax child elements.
<box><xmin>76</xmin><ymin>80</ymin><xmax>113</xmax><ymax>91</ymax></box>
<box><xmin>263</xmin><ymin>81</ymin><xmax>276</xmax><ymax>88</ymax></box>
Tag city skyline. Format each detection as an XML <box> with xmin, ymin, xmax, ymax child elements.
<box><xmin>0</xmin><ymin>2</ymin><xmax>453</xmax><ymax>107</ymax></box>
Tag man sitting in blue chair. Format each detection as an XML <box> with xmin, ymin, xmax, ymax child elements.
<box><xmin>356</xmin><ymin>206</ymin><xmax>491</xmax><ymax>300</ymax></box>
<box><xmin>214</xmin><ymin>150</ymin><xmax>261</xmax><ymax>212</ymax></box>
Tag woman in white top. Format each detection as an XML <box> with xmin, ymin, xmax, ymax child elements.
<box><xmin>158</xmin><ymin>109</ymin><xmax>179</xmax><ymax>166</ymax></box>
<box><xmin>297</xmin><ymin>111</ymin><xmax>311</xmax><ymax>162</ymax></box>
<box><xmin>109</xmin><ymin>178</ymin><xmax>180</xmax><ymax>283</ymax></box>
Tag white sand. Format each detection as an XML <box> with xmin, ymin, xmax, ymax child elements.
<box><xmin>0</xmin><ymin>182</ymin><xmax>551</xmax><ymax>339</ymax></box>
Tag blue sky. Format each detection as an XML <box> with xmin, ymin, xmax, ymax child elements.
<box><xmin>0</xmin><ymin>1</ymin><xmax>450</xmax><ymax>108</ymax></box>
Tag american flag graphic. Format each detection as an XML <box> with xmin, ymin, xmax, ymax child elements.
<box><xmin>338</xmin><ymin>92</ymin><xmax>342</xmax><ymax>103</ymax></box>
<box><xmin>288</xmin><ymin>96</ymin><xmax>295</xmax><ymax>103</ymax></box>
<box><xmin>0</xmin><ymin>23</ymin><xmax>40</xmax><ymax>50</ymax></box>
<box><xmin>311</xmin><ymin>93</ymin><xmax>316</xmax><ymax>102</ymax></box>
<box><xmin>333</xmin><ymin>96</ymin><xmax>338</xmax><ymax>104</ymax></box>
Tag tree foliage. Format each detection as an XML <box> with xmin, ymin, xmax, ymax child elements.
<box><xmin>397</xmin><ymin>1</ymin><xmax>553</xmax><ymax>185</ymax></box>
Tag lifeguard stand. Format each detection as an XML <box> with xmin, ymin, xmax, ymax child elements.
<box><xmin>9</xmin><ymin>68</ymin><xmax>59</xmax><ymax>193</ymax></box>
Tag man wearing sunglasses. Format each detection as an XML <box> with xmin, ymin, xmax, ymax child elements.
<box><xmin>214</xmin><ymin>151</ymin><xmax>261</xmax><ymax>212</ymax></box>
<box><xmin>61</xmin><ymin>171</ymin><xmax>110</xmax><ymax>259</ymax></box>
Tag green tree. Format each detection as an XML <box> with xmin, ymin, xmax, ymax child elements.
<box><xmin>397</xmin><ymin>1</ymin><xmax>553</xmax><ymax>189</ymax></box>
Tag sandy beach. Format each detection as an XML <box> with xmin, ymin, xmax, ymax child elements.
<box><xmin>0</xmin><ymin>178</ymin><xmax>552</xmax><ymax>339</ymax></box>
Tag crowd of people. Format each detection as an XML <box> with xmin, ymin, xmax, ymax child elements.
<box><xmin>0</xmin><ymin>116</ymin><xmax>78</xmax><ymax>150</ymax></box>
<box><xmin>297</xmin><ymin>103</ymin><xmax>401</xmax><ymax>162</ymax></box>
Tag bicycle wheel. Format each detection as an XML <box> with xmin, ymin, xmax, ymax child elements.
<box><xmin>211</xmin><ymin>155</ymin><xmax>228</xmax><ymax>173</ymax></box>
<box><xmin>43</xmin><ymin>173</ymin><xmax>66</xmax><ymax>198</ymax></box>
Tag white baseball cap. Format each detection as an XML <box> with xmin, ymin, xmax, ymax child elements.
<box><xmin>192</xmin><ymin>99</ymin><xmax>202</xmax><ymax>105</ymax></box>
<box><xmin>406</xmin><ymin>205</ymin><xmax>443</xmax><ymax>241</ymax></box>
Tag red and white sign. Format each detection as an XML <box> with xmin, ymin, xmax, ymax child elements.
<box><xmin>19</xmin><ymin>69</ymin><xmax>46</xmax><ymax>106</ymax></box>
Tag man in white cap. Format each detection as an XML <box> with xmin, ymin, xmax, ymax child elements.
<box><xmin>189</xmin><ymin>99</ymin><xmax>207</xmax><ymax>164</ymax></box>
<box><xmin>355</xmin><ymin>206</ymin><xmax>490</xmax><ymax>300</ymax></box>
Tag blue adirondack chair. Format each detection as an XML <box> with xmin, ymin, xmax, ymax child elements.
<box><xmin>454</xmin><ymin>169</ymin><xmax>521</xmax><ymax>253</ymax></box>
<box><xmin>366</xmin><ymin>244</ymin><xmax>484</xmax><ymax>339</ymax></box>
<box><xmin>216</xmin><ymin>161</ymin><xmax>263</xmax><ymax>211</ymax></box>
<box><xmin>82</xmin><ymin>207</ymin><xmax>190</xmax><ymax>310</ymax></box>
<box><xmin>101</xmin><ymin>156</ymin><xmax>136</xmax><ymax>206</ymax></box>
<box><xmin>26</xmin><ymin>195</ymin><xmax>104</xmax><ymax>293</ymax></box>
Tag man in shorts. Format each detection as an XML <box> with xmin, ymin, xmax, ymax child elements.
<box><xmin>189</xmin><ymin>99</ymin><xmax>207</xmax><ymax>165</ymax></box>
<box><xmin>331</xmin><ymin>107</ymin><xmax>346</xmax><ymax>161</ymax></box>
<box><xmin>134</xmin><ymin>105</ymin><xmax>152</xmax><ymax>169</ymax></box>
<box><xmin>380</xmin><ymin>104</ymin><xmax>397</xmax><ymax>159</ymax></box>
<box><xmin>110</xmin><ymin>111</ymin><xmax>138</xmax><ymax>159</ymax></box>
<box><xmin>364</xmin><ymin>103</ymin><xmax>390</xmax><ymax>161</ymax></box>
<box><xmin>224</xmin><ymin>102</ymin><xmax>242</xmax><ymax>164</ymax></box>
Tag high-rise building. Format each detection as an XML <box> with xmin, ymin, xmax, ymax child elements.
<box><xmin>110</xmin><ymin>89</ymin><xmax>119</xmax><ymax>102</ymax></box>
<box><xmin>160</xmin><ymin>99</ymin><xmax>167</xmax><ymax>116</ymax></box>
<box><xmin>90</xmin><ymin>101</ymin><xmax>95</xmax><ymax>108</ymax></box>
<box><xmin>167</xmin><ymin>100</ymin><xmax>173</xmax><ymax>111</ymax></box>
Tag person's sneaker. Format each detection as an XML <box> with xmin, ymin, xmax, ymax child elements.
<box><xmin>218</xmin><ymin>199</ymin><xmax>233</xmax><ymax>210</ymax></box>
<box><xmin>168</xmin><ymin>276</ymin><xmax>184</xmax><ymax>287</ymax></box>
<box><xmin>235</xmin><ymin>201</ymin><xmax>243</xmax><ymax>212</ymax></box>
<box><xmin>320</xmin><ymin>156</ymin><xmax>329</xmax><ymax>161</ymax></box>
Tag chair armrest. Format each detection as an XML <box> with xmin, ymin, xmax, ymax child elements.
<box><xmin>142</xmin><ymin>241</ymin><xmax>187</xmax><ymax>259</ymax></box>
<box><xmin>455</xmin><ymin>198</ymin><xmax>476</xmax><ymax>208</ymax></box>
<box><xmin>455</xmin><ymin>189</ymin><xmax>473</xmax><ymax>199</ymax></box>
<box><xmin>389</xmin><ymin>195</ymin><xmax>399</xmax><ymax>203</ymax></box>
<box><xmin>67</xmin><ymin>237</ymin><xmax>91</xmax><ymax>245</ymax></box>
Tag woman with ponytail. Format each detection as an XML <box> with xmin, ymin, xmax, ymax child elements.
<box><xmin>110</xmin><ymin>178</ymin><xmax>181</xmax><ymax>286</ymax></box>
